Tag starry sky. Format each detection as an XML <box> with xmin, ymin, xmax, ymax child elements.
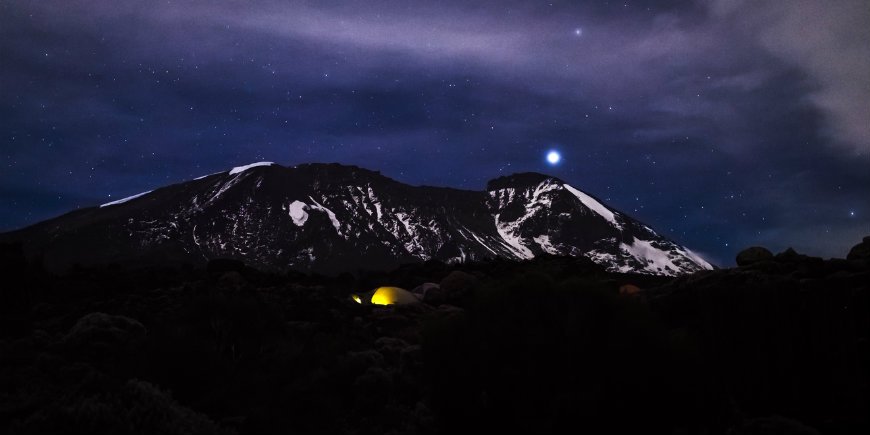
<box><xmin>1</xmin><ymin>0</ymin><xmax>869</xmax><ymax>266</ymax></box>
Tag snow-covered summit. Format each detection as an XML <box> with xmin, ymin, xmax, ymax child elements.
<box><xmin>228</xmin><ymin>161</ymin><xmax>275</xmax><ymax>175</ymax></box>
<box><xmin>11</xmin><ymin>163</ymin><xmax>713</xmax><ymax>275</ymax></box>
<box><xmin>100</xmin><ymin>190</ymin><xmax>153</xmax><ymax>208</ymax></box>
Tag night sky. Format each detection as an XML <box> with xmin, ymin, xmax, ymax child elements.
<box><xmin>2</xmin><ymin>0</ymin><xmax>869</xmax><ymax>266</ymax></box>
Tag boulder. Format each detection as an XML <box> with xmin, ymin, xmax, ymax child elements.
<box><xmin>343</xmin><ymin>349</ymin><xmax>385</xmax><ymax>371</ymax></box>
<box><xmin>846</xmin><ymin>236</ymin><xmax>870</xmax><ymax>261</ymax></box>
<box><xmin>217</xmin><ymin>271</ymin><xmax>247</xmax><ymax>292</ymax></box>
<box><xmin>439</xmin><ymin>271</ymin><xmax>479</xmax><ymax>299</ymax></box>
<box><xmin>736</xmin><ymin>246</ymin><xmax>773</xmax><ymax>266</ymax></box>
<box><xmin>63</xmin><ymin>312</ymin><xmax>146</xmax><ymax>355</ymax></box>
<box><xmin>353</xmin><ymin>366</ymin><xmax>393</xmax><ymax>400</ymax></box>
<box><xmin>206</xmin><ymin>258</ymin><xmax>246</xmax><ymax>275</ymax></box>
<box><xmin>730</xmin><ymin>415</ymin><xmax>819</xmax><ymax>435</ymax></box>
<box><xmin>776</xmin><ymin>247</ymin><xmax>801</xmax><ymax>260</ymax></box>
<box><xmin>619</xmin><ymin>284</ymin><xmax>641</xmax><ymax>295</ymax></box>
<box><xmin>374</xmin><ymin>336</ymin><xmax>410</xmax><ymax>363</ymax></box>
<box><xmin>412</xmin><ymin>282</ymin><xmax>444</xmax><ymax>305</ymax></box>
<box><xmin>399</xmin><ymin>344</ymin><xmax>423</xmax><ymax>377</ymax></box>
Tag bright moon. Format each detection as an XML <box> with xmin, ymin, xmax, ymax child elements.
<box><xmin>546</xmin><ymin>150</ymin><xmax>561</xmax><ymax>165</ymax></box>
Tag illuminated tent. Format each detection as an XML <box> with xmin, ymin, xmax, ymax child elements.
<box><xmin>352</xmin><ymin>286</ymin><xmax>421</xmax><ymax>306</ymax></box>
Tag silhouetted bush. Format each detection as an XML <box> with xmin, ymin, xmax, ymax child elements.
<box><xmin>13</xmin><ymin>379</ymin><xmax>232</xmax><ymax>435</ymax></box>
<box><xmin>423</xmin><ymin>271</ymin><xmax>715</xmax><ymax>433</ymax></box>
<box><xmin>0</xmin><ymin>250</ymin><xmax>867</xmax><ymax>434</ymax></box>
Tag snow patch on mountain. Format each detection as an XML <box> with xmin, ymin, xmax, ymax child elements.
<box><xmin>394</xmin><ymin>211</ymin><xmax>430</xmax><ymax>259</ymax></box>
<box><xmin>288</xmin><ymin>201</ymin><xmax>309</xmax><ymax>226</ymax></box>
<box><xmin>585</xmin><ymin>249</ymin><xmax>618</xmax><ymax>265</ymax></box>
<box><xmin>563</xmin><ymin>184</ymin><xmax>621</xmax><ymax>229</ymax></box>
<box><xmin>228</xmin><ymin>161</ymin><xmax>274</xmax><ymax>175</ymax></box>
<box><xmin>676</xmin><ymin>246</ymin><xmax>713</xmax><ymax>270</ymax></box>
<box><xmin>100</xmin><ymin>190</ymin><xmax>154</xmax><ymax>208</ymax></box>
<box><xmin>366</xmin><ymin>186</ymin><xmax>383</xmax><ymax>220</ymax></box>
<box><xmin>464</xmin><ymin>227</ymin><xmax>500</xmax><ymax>256</ymax></box>
<box><xmin>308</xmin><ymin>196</ymin><xmax>342</xmax><ymax>235</ymax></box>
<box><xmin>533</xmin><ymin>235</ymin><xmax>560</xmax><ymax>255</ymax></box>
<box><xmin>494</xmin><ymin>214</ymin><xmax>534</xmax><ymax>259</ymax></box>
<box><xmin>620</xmin><ymin>237</ymin><xmax>680</xmax><ymax>275</ymax></box>
<box><xmin>532</xmin><ymin>180</ymin><xmax>561</xmax><ymax>205</ymax></box>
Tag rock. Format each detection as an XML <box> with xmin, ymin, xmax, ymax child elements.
<box><xmin>412</xmin><ymin>282</ymin><xmax>444</xmax><ymax>305</ymax></box>
<box><xmin>619</xmin><ymin>284</ymin><xmax>641</xmax><ymax>295</ymax></box>
<box><xmin>432</xmin><ymin>304</ymin><xmax>465</xmax><ymax>319</ymax></box>
<box><xmin>736</xmin><ymin>246</ymin><xmax>773</xmax><ymax>266</ymax></box>
<box><xmin>353</xmin><ymin>366</ymin><xmax>393</xmax><ymax>399</ymax></box>
<box><xmin>730</xmin><ymin>415</ymin><xmax>820</xmax><ymax>435</ymax></box>
<box><xmin>439</xmin><ymin>271</ymin><xmax>479</xmax><ymax>299</ymax></box>
<box><xmin>206</xmin><ymin>258</ymin><xmax>246</xmax><ymax>275</ymax></box>
<box><xmin>399</xmin><ymin>344</ymin><xmax>423</xmax><ymax>377</ymax></box>
<box><xmin>413</xmin><ymin>401</ymin><xmax>436</xmax><ymax>432</ymax></box>
<box><xmin>775</xmin><ymin>247</ymin><xmax>803</xmax><ymax>261</ymax></box>
<box><xmin>63</xmin><ymin>312</ymin><xmax>146</xmax><ymax>355</ymax></box>
<box><xmin>846</xmin><ymin>236</ymin><xmax>870</xmax><ymax>261</ymax></box>
<box><xmin>344</xmin><ymin>349</ymin><xmax>385</xmax><ymax>371</ymax></box>
<box><xmin>773</xmin><ymin>248</ymin><xmax>825</xmax><ymax>275</ymax></box>
<box><xmin>217</xmin><ymin>271</ymin><xmax>247</xmax><ymax>291</ymax></box>
<box><xmin>18</xmin><ymin>378</ymin><xmax>233</xmax><ymax>434</ymax></box>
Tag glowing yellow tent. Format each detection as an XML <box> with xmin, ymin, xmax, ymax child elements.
<box><xmin>352</xmin><ymin>286</ymin><xmax>421</xmax><ymax>305</ymax></box>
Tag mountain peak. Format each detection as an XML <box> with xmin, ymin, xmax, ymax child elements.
<box><xmin>2</xmin><ymin>163</ymin><xmax>713</xmax><ymax>276</ymax></box>
<box><xmin>486</xmin><ymin>172</ymin><xmax>565</xmax><ymax>191</ymax></box>
<box><xmin>291</xmin><ymin>162</ymin><xmax>392</xmax><ymax>186</ymax></box>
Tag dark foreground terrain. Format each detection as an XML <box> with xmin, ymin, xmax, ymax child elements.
<box><xmin>1</xmin><ymin>238</ymin><xmax>868</xmax><ymax>434</ymax></box>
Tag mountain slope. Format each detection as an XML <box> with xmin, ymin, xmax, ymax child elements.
<box><xmin>0</xmin><ymin>162</ymin><xmax>713</xmax><ymax>275</ymax></box>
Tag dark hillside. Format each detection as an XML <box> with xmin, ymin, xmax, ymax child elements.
<box><xmin>0</xmin><ymin>239</ymin><xmax>867</xmax><ymax>434</ymax></box>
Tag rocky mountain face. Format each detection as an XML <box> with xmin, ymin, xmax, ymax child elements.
<box><xmin>0</xmin><ymin>162</ymin><xmax>713</xmax><ymax>275</ymax></box>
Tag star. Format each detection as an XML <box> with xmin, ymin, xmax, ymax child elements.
<box><xmin>546</xmin><ymin>150</ymin><xmax>561</xmax><ymax>165</ymax></box>
<box><xmin>574</xmin><ymin>28</ymin><xmax>583</xmax><ymax>36</ymax></box>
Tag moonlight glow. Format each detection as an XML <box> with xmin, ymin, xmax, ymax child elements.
<box><xmin>546</xmin><ymin>150</ymin><xmax>561</xmax><ymax>165</ymax></box>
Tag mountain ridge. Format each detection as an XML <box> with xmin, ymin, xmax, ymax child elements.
<box><xmin>0</xmin><ymin>162</ymin><xmax>713</xmax><ymax>275</ymax></box>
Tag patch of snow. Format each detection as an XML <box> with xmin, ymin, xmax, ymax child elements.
<box><xmin>299</xmin><ymin>247</ymin><xmax>315</xmax><ymax>262</ymax></box>
<box><xmin>393</xmin><ymin>211</ymin><xmax>431</xmax><ymax>259</ymax></box>
<box><xmin>491</xmin><ymin>187</ymin><xmax>517</xmax><ymax>209</ymax></box>
<box><xmin>533</xmin><ymin>235</ymin><xmax>560</xmax><ymax>255</ymax></box>
<box><xmin>308</xmin><ymin>196</ymin><xmax>342</xmax><ymax>235</ymax></box>
<box><xmin>676</xmin><ymin>247</ymin><xmax>714</xmax><ymax>270</ymax></box>
<box><xmin>374</xmin><ymin>201</ymin><xmax>383</xmax><ymax>221</ymax></box>
<box><xmin>193</xmin><ymin>171</ymin><xmax>222</xmax><ymax>180</ymax></box>
<box><xmin>532</xmin><ymin>180</ymin><xmax>560</xmax><ymax>203</ymax></box>
<box><xmin>563</xmin><ymin>184</ymin><xmax>621</xmax><ymax>229</ymax></box>
<box><xmin>494</xmin><ymin>214</ymin><xmax>534</xmax><ymax>259</ymax></box>
<box><xmin>585</xmin><ymin>250</ymin><xmax>618</xmax><ymax>267</ymax></box>
<box><xmin>207</xmin><ymin>174</ymin><xmax>247</xmax><ymax>204</ymax></box>
<box><xmin>100</xmin><ymin>190</ymin><xmax>153</xmax><ymax>208</ymax></box>
<box><xmin>289</xmin><ymin>200</ymin><xmax>309</xmax><ymax>226</ymax></box>
<box><xmin>395</xmin><ymin>212</ymin><xmax>415</xmax><ymax>237</ymax></box>
<box><xmin>620</xmin><ymin>237</ymin><xmax>681</xmax><ymax>276</ymax></box>
<box><xmin>467</xmin><ymin>229</ymin><xmax>500</xmax><ymax>256</ymax></box>
<box><xmin>228</xmin><ymin>161</ymin><xmax>274</xmax><ymax>175</ymax></box>
<box><xmin>367</xmin><ymin>186</ymin><xmax>383</xmax><ymax>220</ymax></box>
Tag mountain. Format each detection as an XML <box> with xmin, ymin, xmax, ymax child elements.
<box><xmin>0</xmin><ymin>162</ymin><xmax>713</xmax><ymax>275</ymax></box>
